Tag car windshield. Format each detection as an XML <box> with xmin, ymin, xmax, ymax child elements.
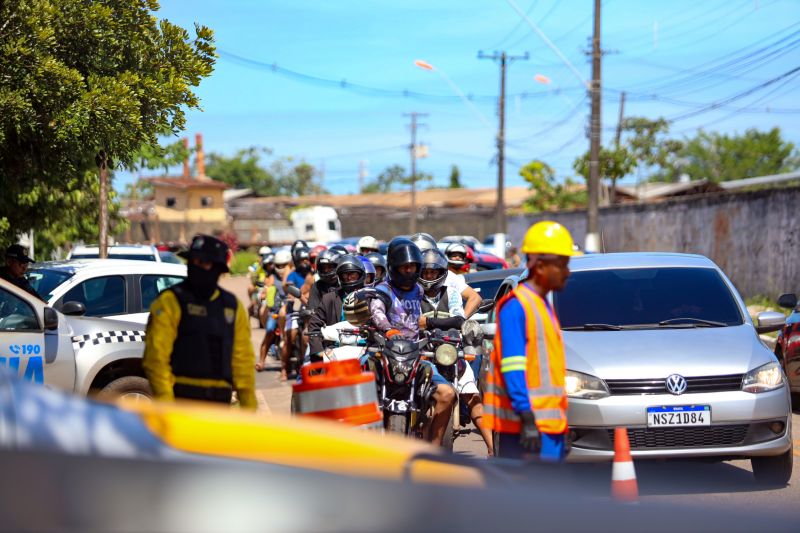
<box><xmin>25</xmin><ymin>269</ymin><xmax>74</xmax><ymax>300</ymax></box>
<box><xmin>71</xmin><ymin>253</ymin><xmax>156</xmax><ymax>261</ymax></box>
<box><xmin>554</xmin><ymin>267</ymin><xmax>744</xmax><ymax>329</ymax></box>
<box><xmin>158</xmin><ymin>251</ymin><xmax>183</xmax><ymax>264</ymax></box>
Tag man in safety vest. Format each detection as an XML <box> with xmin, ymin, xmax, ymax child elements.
<box><xmin>143</xmin><ymin>234</ymin><xmax>257</xmax><ymax>409</ymax></box>
<box><xmin>484</xmin><ymin>221</ymin><xmax>580</xmax><ymax>461</ymax></box>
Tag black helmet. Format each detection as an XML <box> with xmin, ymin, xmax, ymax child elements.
<box><xmin>386</xmin><ymin>238</ymin><xmax>422</xmax><ymax>291</ymax></box>
<box><xmin>365</xmin><ymin>252</ymin><xmax>387</xmax><ymax>283</ymax></box>
<box><xmin>315</xmin><ymin>249</ymin><xmax>341</xmax><ymax>285</ymax></box>
<box><xmin>292</xmin><ymin>246</ymin><xmax>310</xmax><ymax>266</ymax></box>
<box><xmin>336</xmin><ymin>254</ymin><xmax>367</xmax><ymax>293</ymax></box>
<box><xmin>410</xmin><ymin>232</ymin><xmax>437</xmax><ymax>252</ymax></box>
<box><xmin>291</xmin><ymin>240</ymin><xmax>309</xmax><ymax>253</ymax></box>
<box><xmin>419</xmin><ymin>248</ymin><xmax>448</xmax><ymax>291</ymax></box>
<box><xmin>328</xmin><ymin>244</ymin><xmax>348</xmax><ymax>256</ymax></box>
<box><xmin>179</xmin><ymin>234</ymin><xmax>230</xmax><ymax>272</ymax></box>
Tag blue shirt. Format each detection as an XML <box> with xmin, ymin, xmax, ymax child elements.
<box><xmin>498</xmin><ymin>297</ymin><xmax>531</xmax><ymax>413</ymax></box>
<box><xmin>287</xmin><ymin>271</ymin><xmax>306</xmax><ymax>290</ymax></box>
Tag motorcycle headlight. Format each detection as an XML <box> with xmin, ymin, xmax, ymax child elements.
<box><xmin>564</xmin><ymin>370</ymin><xmax>610</xmax><ymax>400</ymax></box>
<box><xmin>435</xmin><ymin>344</ymin><xmax>458</xmax><ymax>366</ymax></box>
<box><xmin>742</xmin><ymin>361</ymin><xmax>784</xmax><ymax>393</ymax></box>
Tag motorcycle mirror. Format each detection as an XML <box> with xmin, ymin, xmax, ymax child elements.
<box><xmin>477</xmin><ymin>298</ymin><xmax>495</xmax><ymax>314</ymax></box>
<box><xmin>286</xmin><ymin>285</ymin><xmax>302</xmax><ymax>298</ymax></box>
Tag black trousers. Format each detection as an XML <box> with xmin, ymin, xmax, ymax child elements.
<box><xmin>173</xmin><ymin>383</ymin><xmax>232</xmax><ymax>404</ymax></box>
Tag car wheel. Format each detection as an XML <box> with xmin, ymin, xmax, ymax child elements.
<box><xmin>751</xmin><ymin>448</ymin><xmax>793</xmax><ymax>486</ymax></box>
<box><xmin>97</xmin><ymin>376</ymin><xmax>153</xmax><ymax>403</ymax></box>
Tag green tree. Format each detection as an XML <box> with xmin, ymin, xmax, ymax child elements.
<box><xmin>274</xmin><ymin>159</ymin><xmax>327</xmax><ymax>196</ymax></box>
<box><xmin>521</xmin><ymin>160</ymin><xmax>587</xmax><ymax>212</ymax></box>
<box><xmin>205</xmin><ymin>147</ymin><xmax>280</xmax><ymax>196</ymax></box>
<box><xmin>448</xmin><ymin>165</ymin><xmax>463</xmax><ymax>188</ymax></box>
<box><xmin>362</xmin><ymin>165</ymin><xmax>432</xmax><ymax>193</ymax></box>
<box><xmin>652</xmin><ymin>127</ymin><xmax>800</xmax><ymax>182</ymax></box>
<box><xmin>0</xmin><ymin>0</ymin><xmax>215</xmax><ymax>247</ymax></box>
<box><xmin>573</xmin><ymin>146</ymin><xmax>636</xmax><ymax>194</ymax></box>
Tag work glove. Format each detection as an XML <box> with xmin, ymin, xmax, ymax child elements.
<box><xmin>386</xmin><ymin>329</ymin><xmax>402</xmax><ymax>338</ymax></box>
<box><xmin>519</xmin><ymin>411</ymin><xmax>541</xmax><ymax>453</ymax></box>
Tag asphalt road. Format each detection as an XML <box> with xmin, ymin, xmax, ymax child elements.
<box><xmin>222</xmin><ymin>275</ymin><xmax>800</xmax><ymax>511</ymax></box>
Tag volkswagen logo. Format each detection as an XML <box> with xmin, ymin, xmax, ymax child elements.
<box><xmin>665</xmin><ymin>374</ymin><xmax>688</xmax><ymax>395</ymax></box>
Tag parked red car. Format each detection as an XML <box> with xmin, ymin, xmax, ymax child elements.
<box><xmin>775</xmin><ymin>293</ymin><xmax>800</xmax><ymax>404</ymax></box>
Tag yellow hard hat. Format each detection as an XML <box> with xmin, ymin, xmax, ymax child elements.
<box><xmin>520</xmin><ymin>221</ymin><xmax>581</xmax><ymax>256</ymax></box>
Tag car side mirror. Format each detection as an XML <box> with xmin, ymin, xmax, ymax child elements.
<box><xmin>61</xmin><ymin>301</ymin><xmax>86</xmax><ymax>317</ymax></box>
<box><xmin>777</xmin><ymin>293</ymin><xmax>797</xmax><ymax>309</ymax></box>
<box><xmin>477</xmin><ymin>299</ymin><xmax>495</xmax><ymax>314</ymax></box>
<box><xmin>43</xmin><ymin>307</ymin><xmax>59</xmax><ymax>330</ymax></box>
<box><xmin>755</xmin><ymin>311</ymin><xmax>785</xmax><ymax>334</ymax></box>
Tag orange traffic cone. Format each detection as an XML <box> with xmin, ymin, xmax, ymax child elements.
<box><xmin>611</xmin><ymin>427</ymin><xmax>639</xmax><ymax>503</ymax></box>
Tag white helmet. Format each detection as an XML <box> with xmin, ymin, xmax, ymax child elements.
<box><xmin>357</xmin><ymin>235</ymin><xmax>379</xmax><ymax>253</ymax></box>
<box><xmin>258</xmin><ymin>245</ymin><xmax>272</xmax><ymax>256</ymax></box>
<box><xmin>274</xmin><ymin>250</ymin><xmax>292</xmax><ymax>267</ymax></box>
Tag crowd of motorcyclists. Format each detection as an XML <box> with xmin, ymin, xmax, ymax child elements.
<box><xmin>247</xmin><ymin>234</ymin><xmax>495</xmax><ymax>454</ymax></box>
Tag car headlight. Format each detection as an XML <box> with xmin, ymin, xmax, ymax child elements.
<box><xmin>435</xmin><ymin>344</ymin><xmax>458</xmax><ymax>366</ymax></box>
<box><xmin>564</xmin><ymin>370</ymin><xmax>610</xmax><ymax>400</ymax></box>
<box><xmin>742</xmin><ymin>361</ymin><xmax>784</xmax><ymax>393</ymax></box>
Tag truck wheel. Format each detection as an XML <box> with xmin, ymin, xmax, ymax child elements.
<box><xmin>97</xmin><ymin>376</ymin><xmax>153</xmax><ymax>403</ymax></box>
<box><xmin>751</xmin><ymin>448</ymin><xmax>793</xmax><ymax>486</ymax></box>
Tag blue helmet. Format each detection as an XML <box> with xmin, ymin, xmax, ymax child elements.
<box><xmin>359</xmin><ymin>256</ymin><xmax>376</xmax><ymax>284</ymax></box>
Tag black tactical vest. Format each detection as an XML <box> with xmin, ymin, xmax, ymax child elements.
<box><xmin>421</xmin><ymin>288</ymin><xmax>450</xmax><ymax>317</ymax></box>
<box><xmin>169</xmin><ymin>283</ymin><xmax>237</xmax><ymax>385</ymax></box>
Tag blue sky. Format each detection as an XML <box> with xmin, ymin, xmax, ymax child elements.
<box><xmin>119</xmin><ymin>0</ymin><xmax>800</xmax><ymax>194</ymax></box>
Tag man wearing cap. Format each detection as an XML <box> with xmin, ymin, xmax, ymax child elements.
<box><xmin>1</xmin><ymin>245</ymin><xmax>42</xmax><ymax>300</ymax></box>
<box><xmin>484</xmin><ymin>221</ymin><xmax>580</xmax><ymax>462</ymax></box>
<box><xmin>142</xmin><ymin>235</ymin><xmax>257</xmax><ymax>409</ymax></box>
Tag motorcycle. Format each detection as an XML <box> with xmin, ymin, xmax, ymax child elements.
<box><xmin>364</xmin><ymin>330</ymin><xmax>434</xmax><ymax>437</ymax></box>
<box><xmin>285</xmin><ymin>285</ymin><xmax>311</xmax><ymax>377</ymax></box>
<box><xmin>316</xmin><ymin>321</ymin><xmax>368</xmax><ymax>362</ymax></box>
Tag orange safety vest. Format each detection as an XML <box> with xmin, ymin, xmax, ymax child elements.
<box><xmin>484</xmin><ymin>283</ymin><xmax>568</xmax><ymax>435</ymax></box>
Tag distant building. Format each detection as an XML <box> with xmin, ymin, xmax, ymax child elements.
<box><xmin>120</xmin><ymin>134</ymin><xmax>230</xmax><ymax>245</ymax></box>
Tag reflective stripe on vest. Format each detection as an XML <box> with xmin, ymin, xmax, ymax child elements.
<box><xmin>483</xmin><ymin>283</ymin><xmax>568</xmax><ymax>435</ymax></box>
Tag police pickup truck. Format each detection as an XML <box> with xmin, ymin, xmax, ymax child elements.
<box><xmin>0</xmin><ymin>277</ymin><xmax>150</xmax><ymax>399</ymax></box>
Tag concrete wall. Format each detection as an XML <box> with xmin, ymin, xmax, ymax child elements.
<box><xmin>507</xmin><ymin>186</ymin><xmax>800</xmax><ymax>299</ymax></box>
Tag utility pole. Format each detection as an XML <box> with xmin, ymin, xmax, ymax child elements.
<box><xmin>611</xmin><ymin>90</ymin><xmax>626</xmax><ymax>205</ymax></box>
<box><xmin>358</xmin><ymin>160</ymin><xmax>368</xmax><ymax>193</ymax></box>
<box><xmin>586</xmin><ymin>0</ymin><xmax>602</xmax><ymax>252</ymax></box>
<box><xmin>95</xmin><ymin>151</ymin><xmax>112</xmax><ymax>259</ymax></box>
<box><xmin>404</xmin><ymin>112</ymin><xmax>428</xmax><ymax>234</ymax></box>
<box><xmin>478</xmin><ymin>50</ymin><xmax>528</xmax><ymax>235</ymax></box>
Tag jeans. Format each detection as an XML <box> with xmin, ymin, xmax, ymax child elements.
<box><xmin>494</xmin><ymin>432</ymin><xmax>567</xmax><ymax>463</ymax></box>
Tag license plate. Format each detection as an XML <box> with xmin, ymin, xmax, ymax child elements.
<box><xmin>647</xmin><ymin>405</ymin><xmax>710</xmax><ymax>427</ymax></box>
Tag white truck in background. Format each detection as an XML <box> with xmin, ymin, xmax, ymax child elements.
<box><xmin>288</xmin><ymin>206</ymin><xmax>342</xmax><ymax>243</ymax></box>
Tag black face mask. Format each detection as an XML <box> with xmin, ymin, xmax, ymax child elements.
<box><xmin>295</xmin><ymin>263</ymin><xmax>311</xmax><ymax>276</ymax></box>
<box><xmin>187</xmin><ymin>264</ymin><xmax>222</xmax><ymax>299</ymax></box>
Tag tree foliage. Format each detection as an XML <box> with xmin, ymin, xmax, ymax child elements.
<box><xmin>0</xmin><ymin>0</ymin><xmax>216</xmax><ymax>247</ymax></box>
<box><xmin>448</xmin><ymin>165</ymin><xmax>462</xmax><ymax>189</ymax></box>
<box><xmin>521</xmin><ymin>160</ymin><xmax>586</xmax><ymax>212</ymax></box>
<box><xmin>362</xmin><ymin>165</ymin><xmax>432</xmax><ymax>193</ymax></box>
<box><xmin>204</xmin><ymin>148</ymin><xmax>326</xmax><ymax>197</ymax></box>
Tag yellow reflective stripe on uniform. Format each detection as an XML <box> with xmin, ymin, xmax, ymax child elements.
<box><xmin>500</xmin><ymin>355</ymin><xmax>527</xmax><ymax>373</ymax></box>
<box><xmin>174</xmin><ymin>376</ymin><xmax>231</xmax><ymax>389</ymax></box>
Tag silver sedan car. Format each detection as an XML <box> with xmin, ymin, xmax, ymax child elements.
<box><xmin>488</xmin><ymin>253</ymin><xmax>793</xmax><ymax>485</ymax></box>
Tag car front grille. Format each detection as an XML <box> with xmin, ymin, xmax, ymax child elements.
<box><xmin>605</xmin><ymin>374</ymin><xmax>743</xmax><ymax>395</ymax></box>
<box><xmin>607</xmin><ymin>424</ymin><xmax>749</xmax><ymax>449</ymax></box>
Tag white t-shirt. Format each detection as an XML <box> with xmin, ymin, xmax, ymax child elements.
<box><xmin>444</xmin><ymin>270</ymin><xmax>468</xmax><ymax>295</ymax></box>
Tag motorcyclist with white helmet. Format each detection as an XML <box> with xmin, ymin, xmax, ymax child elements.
<box><xmin>357</xmin><ymin>235</ymin><xmax>380</xmax><ymax>255</ymax></box>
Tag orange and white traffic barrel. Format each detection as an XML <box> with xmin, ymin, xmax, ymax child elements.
<box><xmin>292</xmin><ymin>359</ymin><xmax>382</xmax><ymax>429</ymax></box>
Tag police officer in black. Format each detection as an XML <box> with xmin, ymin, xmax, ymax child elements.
<box><xmin>0</xmin><ymin>244</ymin><xmax>43</xmax><ymax>300</ymax></box>
<box><xmin>142</xmin><ymin>235</ymin><xmax>257</xmax><ymax>409</ymax></box>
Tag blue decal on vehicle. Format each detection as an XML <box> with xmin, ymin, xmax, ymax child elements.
<box><xmin>0</xmin><ymin>355</ymin><xmax>44</xmax><ymax>384</ymax></box>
